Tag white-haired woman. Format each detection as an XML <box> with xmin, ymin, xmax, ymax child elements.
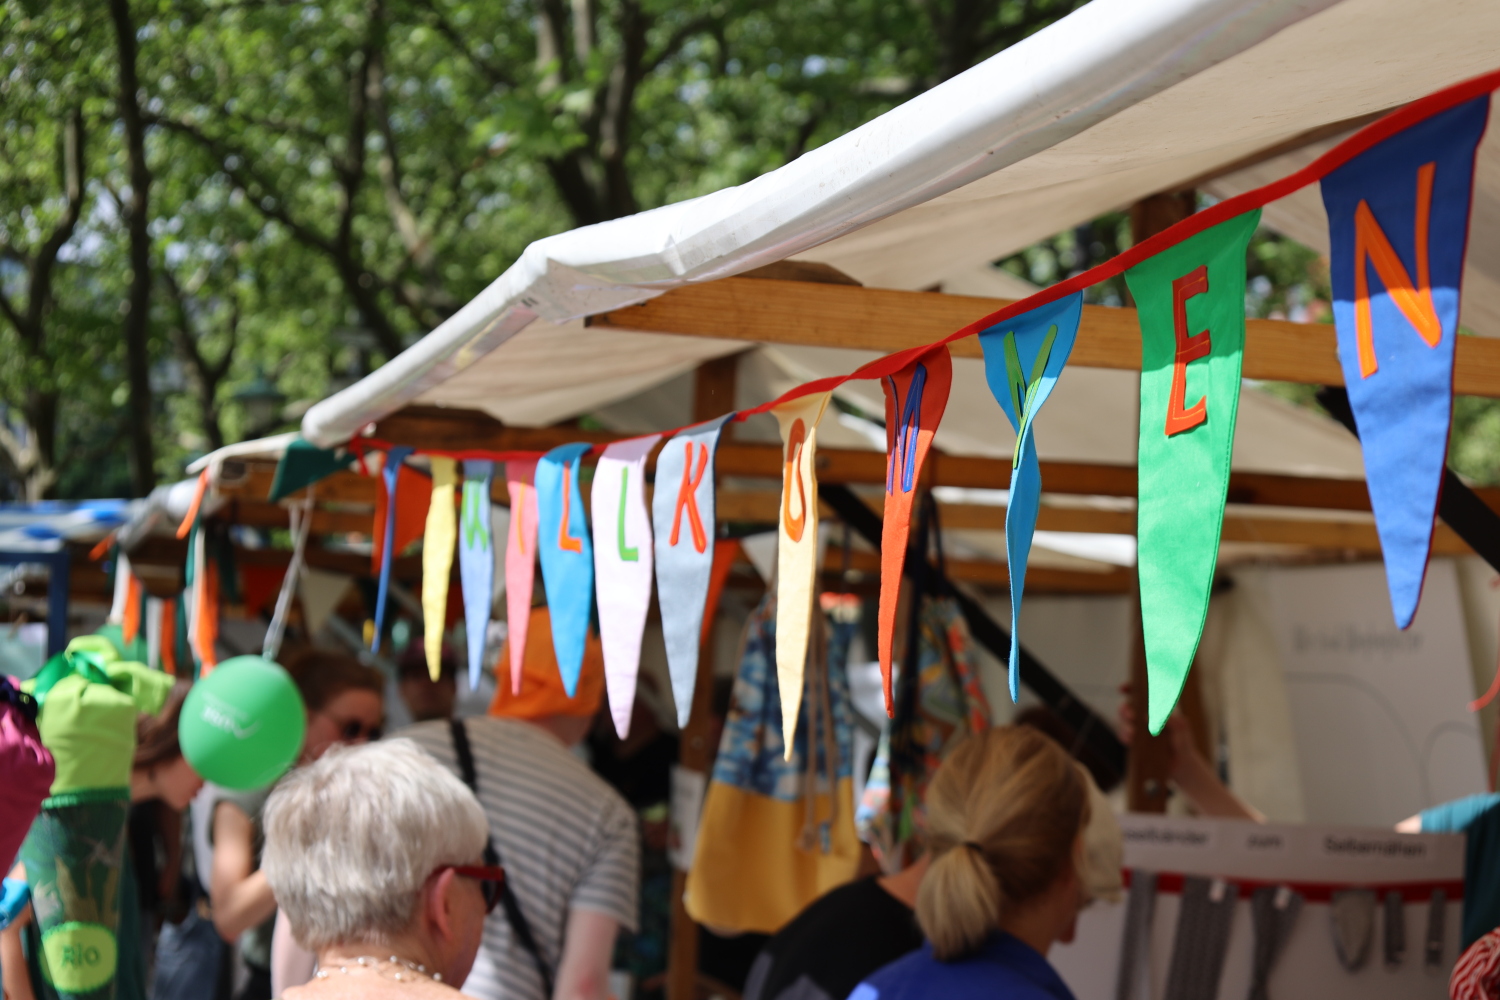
<box><xmin>261</xmin><ymin>738</ymin><xmax>503</xmax><ymax>998</ymax></box>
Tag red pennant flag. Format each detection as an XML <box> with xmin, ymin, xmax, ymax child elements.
<box><xmin>240</xmin><ymin>565</ymin><xmax>287</xmax><ymax>620</ymax></box>
<box><xmin>876</xmin><ymin>346</ymin><xmax>952</xmax><ymax>716</ymax></box>
<box><xmin>371</xmin><ymin>460</ymin><xmax>433</xmax><ymax>573</ymax></box>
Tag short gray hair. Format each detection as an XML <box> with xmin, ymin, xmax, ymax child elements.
<box><xmin>261</xmin><ymin>738</ymin><xmax>489</xmax><ymax>951</ymax></box>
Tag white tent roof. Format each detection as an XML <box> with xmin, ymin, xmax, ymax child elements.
<box><xmin>301</xmin><ymin>0</ymin><xmax>1500</xmax><ymax>470</ymax></box>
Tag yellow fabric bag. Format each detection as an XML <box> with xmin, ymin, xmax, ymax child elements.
<box><xmin>685</xmin><ymin>595</ymin><xmax>860</xmax><ymax>933</ymax></box>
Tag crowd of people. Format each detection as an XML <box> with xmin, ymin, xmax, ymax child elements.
<box><xmin>12</xmin><ymin>607</ymin><xmax>1499</xmax><ymax>1000</ymax></box>
<box><xmin>1</xmin><ymin>605</ymin><xmax>640</xmax><ymax>1000</ymax></box>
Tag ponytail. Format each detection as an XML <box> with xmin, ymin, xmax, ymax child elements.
<box><xmin>916</xmin><ymin>839</ymin><xmax>1003</xmax><ymax>960</ymax></box>
<box><xmin>913</xmin><ymin>727</ymin><xmax>1087</xmax><ymax>961</ymax></box>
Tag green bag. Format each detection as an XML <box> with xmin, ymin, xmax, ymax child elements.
<box><xmin>14</xmin><ymin>635</ymin><xmax>172</xmax><ymax>999</ymax></box>
<box><xmin>18</xmin><ymin>794</ymin><xmax>130</xmax><ymax>999</ymax></box>
<box><xmin>25</xmin><ymin>643</ymin><xmax>171</xmax><ymax>795</ymax></box>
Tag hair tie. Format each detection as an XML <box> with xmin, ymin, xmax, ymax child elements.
<box><xmin>962</xmin><ymin>841</ymin><xmax>984</xmax><ymax>854</ymax></box>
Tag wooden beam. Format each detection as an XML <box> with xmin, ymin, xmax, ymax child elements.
<box><xmin>828</xmin><ymin>547</ymin><xmax>1133</xmax><ymax>594</ymax></box>
<box><xmin>227</xmin><ymin>500</ymin><xmax>374</xmax><ymax>536</ymax></box>
<box><xmin>372</xmin><ymin>406</ymin><xmax>1500</xmax><ymax>515</ymax></box>
<box><xmin>588</xmin><ymin>277</ymin><xmax>1500</xmax><ymax>398</ymax></box>
<box><xmin>718</xmin><ymin>489</ymin><xmax>1474</xmax><ymax>556</ymax></box>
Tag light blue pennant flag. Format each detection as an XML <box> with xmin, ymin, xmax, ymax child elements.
<box><xmin>536</xmin><ymin>443</ymin><xmax>595</xmax><ymax>697</ymax></box>
<box><xmin>652</xmin><ymin>414</ymin><xmax>734</xmax><ymax>728</ymax></box>
<box><xmin>979</xmin><ymin>293</ymin><xmax>1082</xmax><ymax>700</ymax></box>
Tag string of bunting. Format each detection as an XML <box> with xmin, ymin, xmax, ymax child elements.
<box><xmin>340</xmin><ymin>66</ymin><xmax>1500</xmax><ymax>746</ymax></box>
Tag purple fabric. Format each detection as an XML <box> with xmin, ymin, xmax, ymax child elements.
<box><xmin>0</xmin><ymin>676</ymin><xmax>54</xmax><ymax>872</ymax></box>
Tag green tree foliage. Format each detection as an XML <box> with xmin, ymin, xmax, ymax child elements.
<box><xmin>0</xmin><ymin>0</ymin><xmax>1083</xmax><ymax>498</ymax></box>
<box><xmin>44</xmin><ymin>0</ymin><xmax>1500</xmax><ymax>499</ymax></box>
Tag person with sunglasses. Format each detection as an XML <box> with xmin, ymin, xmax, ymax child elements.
<box><xmin>261</xmin><ymin>738</ymin><xmax>495</xmax><ymax>999</ymax></box>
<box><xmin>196</xmin><ymin>650</ymin><xmax>385</xmax><ymax>1000</ymax></box>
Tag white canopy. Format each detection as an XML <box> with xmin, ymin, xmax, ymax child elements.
<box><xmin>300</xmin><ymin>0</ymin><xmax>1500</xmax><ymax>476</ymax></box>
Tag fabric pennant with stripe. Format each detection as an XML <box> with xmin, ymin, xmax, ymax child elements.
<box><xmin>773</xmin><ymin>391</ymin><xmax>832</xmax><ymax>755</ymax></box>
<box><xmin>875</xmin><ymin>347</ymin><xmax>952</xmax><ymax>716</ymax></box>
<box><xmin>459</xmin><ymin>460</ymin><xmax>496</xmax><ymax>691</ymax></box>
<box><xmin>979</xmin><ymin>293</ymin><xmax>1082</xmax><ymax>702</ymax></box>
<box><xmin>1127</xmin><ymin>210</ymin><xmax>1260</xmax><ymax>735</ymax></box>
<box><xmin>1321</xmin><ymin>95</ymin><xmax>1490</xmax><ymax>628</ymax></box>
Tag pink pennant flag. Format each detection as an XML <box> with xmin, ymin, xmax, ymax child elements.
<box><xmin>504</xmin><ymin>459</ymin><xmax>540</xmax><ymax>695</ymax></box>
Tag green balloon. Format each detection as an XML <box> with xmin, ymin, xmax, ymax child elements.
<box><xmin>180</xmin><ymin>656</ymin><xmax>305</xmax><ymax>790</ymax></box>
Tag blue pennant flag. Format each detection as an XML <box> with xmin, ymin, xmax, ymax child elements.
<box><xmin>979</xmin><ymin>293</ymin><xmax>1082</xmax><ymax>700</ymax></box>
<box><xmin>1321</xmin><ymin>96</ymin><xmax>1489</xmax><ymax>628</ymax></box>
<box><xmin>372</xmin><ymin>446</ymin><xmax>413</xmax><ymax>654</ymax></box>
<box><xmin>536</xmin><ymin>443</ymin><xmax>595</xmax><ymax>697</ymax></box>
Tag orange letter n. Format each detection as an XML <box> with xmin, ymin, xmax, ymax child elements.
<box><xmin>1352</xmin><ymin>161</ymin><xmax>1440</xmax><ymax>378</ymax></box>
<box><xmin>1165</xmin><ymin>266</ymin><xmax>1210</xmax><ymax>437</ymax></box>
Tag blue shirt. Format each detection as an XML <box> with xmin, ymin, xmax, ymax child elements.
<box><xmin>849</xmin><ymin>932</ymin><xmax>1076</xmax><ymax>1000</ymax></box>
<box><xmin>1419</xmin><ymin>792</ymin><xmax>1500</xmax><ymax>949</ymax></box>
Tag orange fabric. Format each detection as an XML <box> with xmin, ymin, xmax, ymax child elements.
<box><xmin>121</xmin><ymin>572</ymin><xmax>142</xmax><ymax>646</ymax></box>
<box><xmin>371</xmin><ymin>461</ymin><xmax>433</xmax><ymax>573</ymax></box>
<box><xmin>176</xmin><ymin>470</ymin><xmax>210</xmax><ymax>539</ymax></box>
<box><xmin>1166</xmin><ymin>266</ymin><xmax>1212</xmax><ymax>437</ymax></box>
<box><xmin>160</xmin><ymin>598</ymin><xmax>177</xmax><ymax>676</ymax></box>
<box><xmin>88</xmin><ymin>533</ymin><xmax>116</xmax><ymax>562</ymax></box>
<box><xmin>488</xmin><ymin>607</ymin><xmax>604</xmax><ymax>719</ymax></box>
<box><xmin>877</xmin><ymin>347</ymin><xmax>952</xmax><ymax>716</ymax></box>
<box><xmin>194</xmin><ymin>557</ymin><xmax>220</xmax><ymax>674</ymax></box>
<box><xmin>1353</xmin><ymin>161</ymin><xmax>1441</xmax><ymax>377</ymax></box>
<box><xmin>670</xmin><ymin>442</ymin><xmax>711</xmax><ymax>553</ymax></box>
<box><xmin>702</xmin><ymin>540</ymin><xmax>739</xmax><ymax>649</ymax></box>
<box><xmin>558</xmin><ymin>464</ymin><xmax>584</xmax><ymax>553</ymax></box>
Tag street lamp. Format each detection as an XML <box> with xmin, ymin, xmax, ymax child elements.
<box><xmin>232</xmin><ymin>367</ymin><xmax>287</xmax><ymax>438</ymax></box>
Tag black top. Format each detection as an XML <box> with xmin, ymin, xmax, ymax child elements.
<box><xmin>744</xmin><ymin>877</ymin><xmax>926</xmax><ymax>1000</ymax></box>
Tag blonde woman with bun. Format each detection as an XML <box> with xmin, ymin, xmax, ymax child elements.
<box><xmin>849</xmin><ymin>727</ymin><xmax>1106</xmax><ymax>1000</ymax></box>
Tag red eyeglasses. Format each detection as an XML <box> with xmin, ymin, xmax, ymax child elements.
<box><xmin>434</xmin><ymin>864</ymin><xmax>507</xmax><ymax>913</ymax></box>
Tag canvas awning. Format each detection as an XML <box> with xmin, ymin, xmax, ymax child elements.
<box><xmin>299</xmin><ymin>0</ymin><xmax>1500</xmax><ymax>451</ymax></box>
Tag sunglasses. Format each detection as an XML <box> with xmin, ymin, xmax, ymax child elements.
<box><xmin>435</xmin><ymin>864</ymin><xmax>507</xmax><ymax>914</ymax></box>
<box><xmin>323</xmin><ymin>713</ymin><xmax>383</xmax><ymax>743</ymax></box>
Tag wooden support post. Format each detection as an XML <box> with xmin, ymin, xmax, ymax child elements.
<box><xmin>1125</xmin><ymin>192</ymin><xmax>1196</xmax><ymax>813</ymax></box>
<box><xmin>1125</xmin><ymin>602</ymin><xmax>1172</xmax><ymax>813</ymax></box>
<box><xmin>666</xmin><ymin>354</ymin><xmax>740</xmax><ymax>1000</ymax></box>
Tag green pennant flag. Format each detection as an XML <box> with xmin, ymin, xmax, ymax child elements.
<box><xmin>1126</xmin><ymin>209</ymin><xmax>1260</xmax><ymax>735</ymax></box>
<box><xmin>269</xmin><ymin>437</ymin><xmax>353</xmax><ymax>502</ymax></box>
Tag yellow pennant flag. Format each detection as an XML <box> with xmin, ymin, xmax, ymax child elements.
<box><xmin>422</xmin><ymin>457</ymin><xmax>458</xmax><ymax>681</ymax></box>
<box><xmin>773</xmin><ymin>391</ymin><xmax>832</xmax><ymax>756</ymax></box>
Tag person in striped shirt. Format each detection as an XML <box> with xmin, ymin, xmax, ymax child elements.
<box><xmin>402</xmin><ymin>608</ymin><xmax>639</xmax><ymax>1000</ymax></box>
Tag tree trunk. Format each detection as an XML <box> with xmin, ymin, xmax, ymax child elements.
<box><xmin>110</xmin><ymin>0</ymin><xmax>157</xmax><ymax>495</ymax></box>
<box><xmin>24</xmin><ymin>392</ymin><xmax>59</xmax><ymax>502</ymax></box>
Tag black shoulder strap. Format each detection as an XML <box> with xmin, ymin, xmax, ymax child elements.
<box><xmin>449</xmin><ymin>718</ymin><xmax>557</xmax><ymax>997</ymax></box>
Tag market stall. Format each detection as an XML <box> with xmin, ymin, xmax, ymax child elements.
<box><xmin>75</xmin><ymin>0</ymin><xmax>1500</xmax><ymax>996</ymax></box>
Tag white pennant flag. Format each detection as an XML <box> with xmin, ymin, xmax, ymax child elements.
<box><xmin>592</xmin><ymin>436</ymin><xmax>661</xmax><ymax>737</ymax></box>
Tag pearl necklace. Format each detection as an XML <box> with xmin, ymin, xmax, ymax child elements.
<box><xmin>313</xmin><ymin>955</ymin><xmax>443</xmax><ymax>984</ymax></box>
